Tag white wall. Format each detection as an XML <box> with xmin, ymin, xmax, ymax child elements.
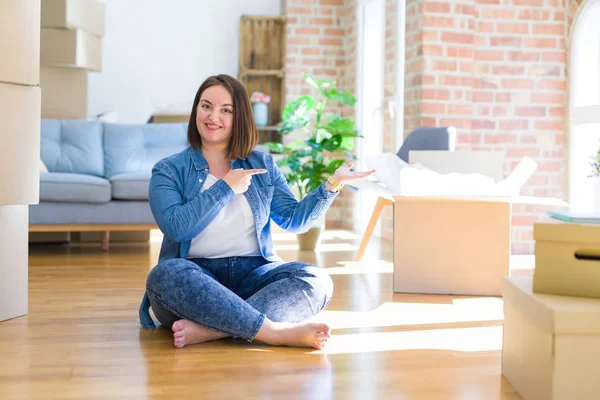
<box><xmin>88</xmin><ymin>0</ymin><xmax>281</xmax><ymax>123</ymax></box>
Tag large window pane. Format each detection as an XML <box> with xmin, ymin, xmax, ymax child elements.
<box><xmin>569</xmin><ymin>123</ymin><xmax>600</xmax><ymax>211</ymax></box>
<box><xmin>356</xmin><ymin>0</ymin><xmax>386</xmax><ymax>233</ymax></box>
<box><xmin>571</xmin><ymin>2</ymin><xmax>600</xmax><ymax>108</ymax></box>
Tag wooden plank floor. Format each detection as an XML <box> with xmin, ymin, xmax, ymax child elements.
<box><xmin>0</xmin><ymin>230</ymin><xmax>523</xmax><ymax>399</ymax></box>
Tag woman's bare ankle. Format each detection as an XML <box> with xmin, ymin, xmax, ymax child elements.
<box><xmin>172</xmin><ymin>319</ymin><xmax>230</xmax><ymax>348</ymax></box>
<box><xmin>254</xmin><ymin>319</ymin><xmax>331</xmax><ymax>350</ymax></box>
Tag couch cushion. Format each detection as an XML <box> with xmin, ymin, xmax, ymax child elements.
<box><xmin>40</xmin><ymin>172</ymin><xmax>111</xmax><ymax>203</ymax></box>
<box><xmin>41</xmin><ymin>119</ymin><xmax>104</xmax><ymax>177</ymax></box>
<box><xmin>110</xmin><ymin>171</ymin><xmax>151</xmax><ymax>200</ymax></box>
<box><xmin>29</xmin><ymin>201</ymin><xmax>155</xmax><ymax>225</ymax></box>
<box><xmin>103</xmin><ymin>122</ymin><xmax>188</xmax><ymax>179</ymax></box>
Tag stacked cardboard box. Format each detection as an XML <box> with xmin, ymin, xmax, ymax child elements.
<box><xmin>533</xmin><ymin>219</ymin><xmax>600</xmax><ymax>298</ymax></box>
<box><xmin>502</xmin><ymin>277</ymin><xmax>600</xmax><ymax>399</ymax></box>
<box><xmin>38</xmin><ymin>2</ymin><xmax>148</xmax><ymax>244</ymax></box>
<box><xmin>34</xmin><ymin>0</ymin><xmax>105</xmax><ymax>243</ymax></box>
<box><xmin>40</xmin><ymin>0</ymin><xmax>105</xmax><ymax>119</ymax></box>
<box><xmin>0</xmin><ymin>0</ymin><xmax>41</xmax><ymax>322</ymax></box>
<box><xmin>502</xmin><ymin>220</ymin><xmax>600</xmax><ymax>399</ymax></box>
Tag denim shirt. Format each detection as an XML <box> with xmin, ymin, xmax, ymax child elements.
<box><xmin>139</xmin><ymin>147</ymin><xmax>339</xmax><ymax>328</ymax></box>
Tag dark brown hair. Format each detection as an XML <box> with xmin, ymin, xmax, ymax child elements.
<box><xmin>187</xmin><ymin>74</ymin><xmax>258</xmax><ymax>159</ymax></box>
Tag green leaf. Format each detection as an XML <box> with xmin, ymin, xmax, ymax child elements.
<box><xmin>275</xmin><ymin>157</ymin><xmax>287</xmax><ymax>168</ymax></box>
<box><xmin>283</xmin><ymin>140</ymin><xmax>310</xmax><ymax>152</ymax></box>
<box><xmin>289</xmin><ymin>147</ymin><xmax>312</xmax><ymax>158</ymax></box>
<box><xmin>271</xmin><ymin>72</ymin><xmax>363</xmax><ymax>198</ymax></box>
<box><xmin>305</xmin><ymin>139</ymin><xmax>321</xmax><ymax>151</ymax></box>
<box><xmin>262</xmin><ymin>142</ymin><xmax>284</xmax><ymax>154</ymax></box>
<box><xmin>279</xmin><ymin>95</ymin><xmax>316</xmax><ymax>134</ymax></box>
<box><xmin>281</xmin><ymin>95</ymin><xmax>316</xmax><ymax>121</ymax></box>
<box><xmin>339</xmin><ymin>136</ymin><xmax>355</xmax><ymax>151</ymax></box>
<box><xmin>318</xmin><ymin>134</ymin><xmax>343</xmax><ymax>152</ymax></box>
<box><xmin>323</xmin><ymin>118</ymin><xmax>358</xmax><ymax>135</ymax></box>
<box><xmin>315</xmin><ymin>129</ymin><xmax>332</xmax><ymax>144</ymax></box>
<box><xmin>322</xmin><ymin>88</ymin><xmax>356</xmax><ymax>106</ymax></box>
<box><xmin>326</xmin><ymin>159</ymin><xmax>346</xmax><ymax>174</ymax></box>
<box><xmin>303</xmin><ymin>73</ymin><xmax>336</xmax><ymax>91</ymax></box>
<box><xmin>315</xmin><ymin>100</ymin><xmax>327</xmax><ymax>125</ymax></box>
<box><xmin>279</xmin><ymin>118</ymin><xmax>309</xmax><ymax>134</ymax></box>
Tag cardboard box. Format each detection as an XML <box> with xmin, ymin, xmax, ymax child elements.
<box><xmin>502</xmin><ymin>277</ymin><xmax>600</xmax><ymax>400</ymax></box>
<box><xmin>0</xmin><ymin>205</ymin><xmax>29</xmax><ymax>322</ymax></box>
<box><xmin>393</xmin><ymin>196</ymin><xmax>512</xmax><ymax>295</ymax></box>
<box><xmin>0</xmin><ymin>83</ymin><xmax>41</xmax><ymax>207</ymax></box>
<box><xmin>41</xmin><ymin>0</ymin><xmax>105</xmax><ymax>37</ymax></box>
<box><xmin>534</xmin><ymin>219</ymin><xmax>600</xmax><ymax>298</ymax></box>
<box><xmin>0</xmin><ymin>0</ymin><xmax>40</xmax><ymax>85</ymax></box>
<box><xmin>40</xmin><ymin>67</ymin><xmax>88</xmax><ymax>119</ymax></box>
<box><xmin>358</xmin><ymin>151</ymin><xmax>567</xmax><ymax>295</ymax></box>
<box><xmin>41</xmin><ymin>28</ymin><xmax>102</xmax><ymax>71</ymax></box>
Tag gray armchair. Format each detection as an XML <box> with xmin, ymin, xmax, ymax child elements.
<box><xmin>354</xmin><ymin>126</ymin><xmax>457</xmax><ymax>261</ymax></box>
<box><xmin>396</xmin><ymin>126</ymin><xmax>457</xmax><ymax>163</ymax></box>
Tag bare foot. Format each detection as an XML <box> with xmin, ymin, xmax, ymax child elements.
<box><xmin>171</xmin><ymin>319</ymin><xmax>230</xmax><ymax>348</ymax></box>
<box><xmin>256</xmin><ymin>320</ymin><xmax>331</xmax><ymax>350</ymax></box>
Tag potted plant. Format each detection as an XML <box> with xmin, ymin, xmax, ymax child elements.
<box><xmin>589</xmin><ymin>142</ymin><xmax>600</xmax><ymax>211</ymax></box>
<box><xmin>263</xmin><ymin>73</ymin><xmax>360</xmax><ymax>250</ymax></box>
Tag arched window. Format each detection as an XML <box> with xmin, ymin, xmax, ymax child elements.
<box><xmin>569</xmin><ymin>0</ymin><xmax>600</xmax><ymax>210</ymax></box>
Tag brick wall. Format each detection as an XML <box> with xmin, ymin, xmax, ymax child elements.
<box><xmin>411</xmin><ymin>0</ymin><xmax>569</xmax><ymax>254</ymax></box>
<box><xmin>283</xmin><ymin>0</ymin><xmax>348</xmax><ymax>103</ymax></box>
<box><xmin>380</xmin><ymin>0</ymin><xmax>575</xmax><ymax>253</ymax></box>
<box><xmin>283</xmin><ymin>0</ymin><xmax>356</xmax><ymax>229</ymax></box>
<box><xmin>284</xmin><ymin>0</ymin><xmax>589</xmax><ymax>253</ymax></box>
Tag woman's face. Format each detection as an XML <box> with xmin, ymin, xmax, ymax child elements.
<box><xmin>196</xmin><ymin>85</ymin><xmax>234</xmax><ymax>147</ymax></box>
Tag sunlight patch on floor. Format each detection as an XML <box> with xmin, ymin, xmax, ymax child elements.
<box><xmin>324</xmin><ymin>261</ymin><xmax>393</xmax><ymax>275</ymax></box>
<box><xmin>245</xmin><ymin>348</ymin><xmax>274</xmax><ymax>353</ymax></box>
<box><xmin>273</xmin><ymin>242</ymin><xmax>359</xmax><ymax>252</ymax></box>
<box><xmin>320</xmin><ymin>325</ymin><xmax>503</xmax><ymax>354</ymax></box>
<box><xmin>313</xmin><ymin>298</ymin><xmax>504</xmax><ymax>330</ymax></box>
<box><xmin>271</xmin><ymin>230</ymin><xmax>362</xmax><ymax>243</ymax></box>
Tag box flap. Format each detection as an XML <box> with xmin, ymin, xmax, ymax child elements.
<box><xmin>392</xmin><ymin>195</ymin><xmax>567</xmax><ymax>206</ymax></box>
<box><xmin>349</xmin><ymin>179</ymin><xmax>395</xmax><ymax>200</ymax></box>
<box><xmin>534</xmin><ymin>219</ymin><xmax>600</xmax><ymax>243</ymax></box>
<box><xmin>351</xmin><ymin>179</ymin><xmax>567</xmax><ymax>206</ymax></box>
<box><xmin>399</xmin><ymin>155</ymin><xmax>538</xmax><ymax>197</ymax></box>
<box><xmin>359</xmin><ymin>152</ymin><xmax>567</xmax><ymax>206</ymax></box>
<box><xmin>366</xmin><ymin>152</ymin><xmax>543</xmax><ymax>197</ymax></box>
<box><xmin>503</xmin><ymin>277</ymin><xmax>600</xmax><ymax>335</ymax></box>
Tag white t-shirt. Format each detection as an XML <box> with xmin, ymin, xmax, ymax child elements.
<box><xmin>187</xmin><ymin>174</ymin><xmax>261</xmax><ymax>258</ymax></box>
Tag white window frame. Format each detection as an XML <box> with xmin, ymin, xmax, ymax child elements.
<box><xmin>354</xmin><ymin>0</ymin><xmax>387</xmax><ymax>234</ymax></box>
<box><xmin>569</xmin><ymin>0</ymin><xmax>600</xmax><ymax>208</ymax></box>
<box><xmin>395</xmin><ymin>0</ymin><xmax>406</xmax><ymax>150</ymax></box>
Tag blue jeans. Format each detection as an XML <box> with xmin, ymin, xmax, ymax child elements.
<box><xmin>145</xmin><ymin>256</ymin><xmax>334</xmax><ymax>341</ymax></box>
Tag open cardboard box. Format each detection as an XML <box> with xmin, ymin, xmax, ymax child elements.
<box><xmin>354</xmin><ymin>151</ymin><xmax>567</xmax><ymax>296</ymax></box>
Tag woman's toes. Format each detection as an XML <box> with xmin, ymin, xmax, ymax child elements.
<box><xmin>172</xmin><ymin>320</ymin><xmax>186</xmax><ymax>333</ymax></box>
<box><xmin>174</xmin><ymin>329</ymin><xmax>185</xmax><ymax>338</ymax></box>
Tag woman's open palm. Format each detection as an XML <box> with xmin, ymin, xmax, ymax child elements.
<box><xmin>333</xmin><ymin>162</ymin><xmax>376</xmax><ymax>184</ymax></box>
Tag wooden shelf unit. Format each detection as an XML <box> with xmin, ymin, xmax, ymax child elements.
<box><xmin>238</xmin><ymin>15</ymin><xmax>286</xmax><ymax>144</ymax></box>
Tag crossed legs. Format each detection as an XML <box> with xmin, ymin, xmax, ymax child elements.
<box><xmin>146</xmin><ymin>258</ymin><xmax>333</xmax><ymax>349</ymax></box>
